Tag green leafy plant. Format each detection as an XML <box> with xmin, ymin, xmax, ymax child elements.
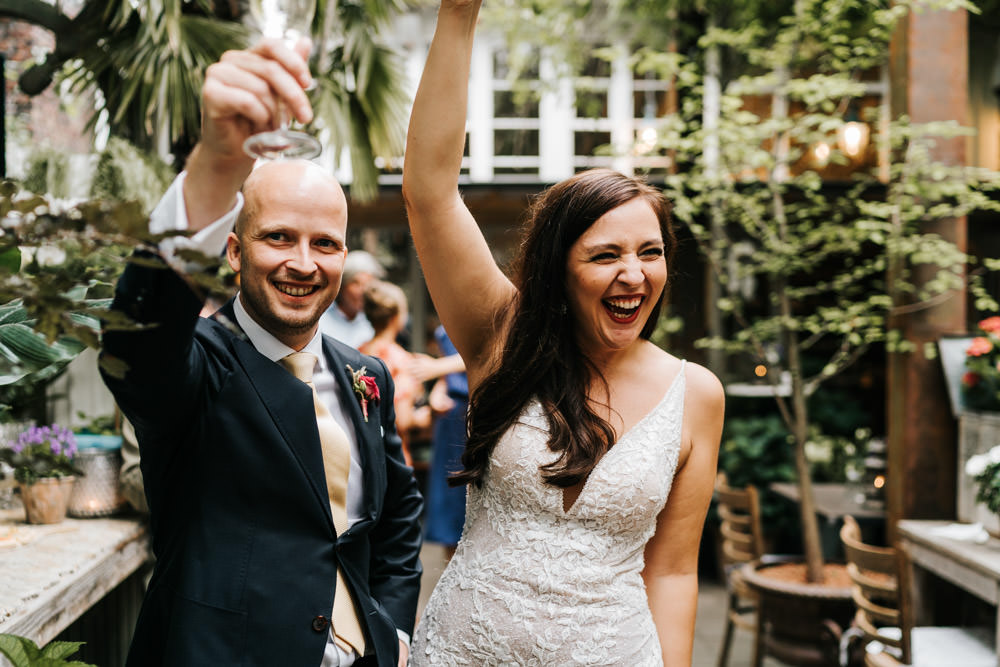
<box><xmin>0</xmin><ymin>423</ymin><xmax>82</xmax><ymax>484</ymax></box>
<box><xmin>718</xmin><ymin>413</ymin><xmax>796</xmax><ymax>531</ymax></box>
<box><xmin>0</xmin><ymin>181</ymin><xmax>230</xmax><ymax>386</ymax></box>
<box><xmin>74</xmin><ymin>411</ymin><xmax>117</xmax><ymax>436</ymax></box>
<box><xmin>965</xmin><ymin>445</ymin><xmax>1000</xmax><ymax>513</ymax></box>
<box><xmin>89</xmin><ymin>137</ymin><xmax>174</xmax><ymax>216</ymax></box>
<box><xmin>0</xmin><ymin>633</ymin><xmax>95</xmax><ymax>667</ymax></box>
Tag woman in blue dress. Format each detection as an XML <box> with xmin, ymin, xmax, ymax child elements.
<box><xmin>423</xmin><ymin>325</ymin><xmax>468</xmax><ymax>556</ymax></box>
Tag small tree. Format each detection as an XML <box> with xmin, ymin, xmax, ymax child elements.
<box><xmin>652</xmin><ymin>0</ymin><xmax>1000</xmax><ymax>582</ymax></box>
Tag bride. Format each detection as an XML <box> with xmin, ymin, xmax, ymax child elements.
<box><xmin>402</xmin><ymin>2</ymin><xmax>725</xmax><ymax>664</ymax></box>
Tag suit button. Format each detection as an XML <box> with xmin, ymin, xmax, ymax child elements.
<box><xmin>311</xmin><ymin>615</ymin><xmax>329</xmax><ymax>632</ymax></box>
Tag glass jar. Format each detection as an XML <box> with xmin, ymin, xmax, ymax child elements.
<box><xmin>68</xmin><ymin>434</ymin><xmax>125</xmax><ymax>517</ymax></box>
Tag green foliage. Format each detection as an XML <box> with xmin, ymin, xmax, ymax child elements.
<box><xmin>310</xmin><ymin>0</ymin><xmax>414</xmax><ymax>202</ymax></box>
<box><xmin>717</xmin><ymin>413</ymin><xmax>796</xmax><ymax>534</ymax></box>
<box><xmin>0</xmin><ymin>298</ymin><xmax>94</xmax><ymax>420</ymax></box>
<box><xmin>0</xmin><ymin>633</ymin><xmax>94</xmax><ymax>667</ymax></box>
<box><xmin>0</xmin><ymin>181</ymin><xmax>228</xmax><ymax>388</ymax></box>
<box><xmin>22</xmin><ymin>149</ymin><xmax>70</xmax><ymax>199</ymax></box>
<box><xmin>626</xmin><ymin>0</ymin><xmax>998</xmax><ymax>573</ymax></box>
<box><xmin>90</xmin><ymin>137</ymin><xmax>174</xmax><ymax>215</ymax></box>
<box><xmin>60</xmin><ymin>0</ymin><xmax>248</xmax><ymax>152</ymax></box>
<box><xmin>74</xmin><ymin>411</ymin><xmax>117</xmax><ymax>435</ymax></box>
<box><xmin>966</xmin><ymin>445</ymin><xmax>1000</xmax><ymax>513</ymax></box>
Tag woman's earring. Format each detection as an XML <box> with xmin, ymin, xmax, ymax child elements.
<box><xmin>560</xmin><ymin>304</ymin><xmax>568</xmax><ymax>315</ymax></box>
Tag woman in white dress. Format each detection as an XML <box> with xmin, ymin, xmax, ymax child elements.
<box><xmin>402</xmin><ymin>2</ymin><xmax>725</xmax><ymax>664</ymax></box>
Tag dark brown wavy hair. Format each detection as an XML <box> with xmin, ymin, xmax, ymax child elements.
<box><xmin>451</xmin><ymin>168</ymin><xmax>676</xmax><ymax>489</ymax></box>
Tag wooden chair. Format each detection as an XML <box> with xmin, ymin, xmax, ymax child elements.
<box><xmin>840</xmin><ymin>516</ymin><xmax>995</xmax><ymax>666</ymax></box>
<box><xmin>715</xmin><ymin>473</ymin><xmax>766</xmax><ymax>667</ymax></box>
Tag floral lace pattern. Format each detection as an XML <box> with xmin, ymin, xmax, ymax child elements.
<box><xmin>410</xmin><ymin>363</ymin><xmax>685</xmax><ymax>666</ymax></box>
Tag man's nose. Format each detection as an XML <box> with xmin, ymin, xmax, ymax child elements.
<box><xmin>286</xmin><ymin>243</ymin><xmax>318</xmax><ymax>274</ymax></box>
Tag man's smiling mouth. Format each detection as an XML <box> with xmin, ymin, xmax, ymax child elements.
<box><xmin>274</xmin><ymin>282</ymin><xmax>319</xmax><ymax>297</ymax></box>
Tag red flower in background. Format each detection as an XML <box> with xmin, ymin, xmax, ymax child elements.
<box><xmin>963</xmin><ymin>371</ymin><xmax>981</xmax><ymax>388</ymax></box>
<box><xmin>967</xmin><ymin>337</ymin><xmax>994</xmax><ymax>357</ymax></box>
<box><xmin>979</xmin><ymin>316</ymin><xmax>1000</xmax><ymax>334</ymax></box>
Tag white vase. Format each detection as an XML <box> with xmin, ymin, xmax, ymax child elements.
<box><xmin>971</xmin><ymin>502</ymin><xmax>1000</xmax><ymax>537</ymax></box>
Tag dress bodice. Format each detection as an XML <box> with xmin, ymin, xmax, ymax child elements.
<box><xmin>410</xmin><ymin>362</ymin><xmax>686</xmax><ymax>666</ymax></box>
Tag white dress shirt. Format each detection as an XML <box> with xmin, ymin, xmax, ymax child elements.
<box><xmin>149</xmin><ymin>173</ymin><xmax>408</xmax><ymax>666</ymax></box>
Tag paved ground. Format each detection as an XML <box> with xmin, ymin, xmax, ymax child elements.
<box><xmin>416</xmin><ymin>542</ymin><xmax>782</xmax><ymax>666</ymax></box>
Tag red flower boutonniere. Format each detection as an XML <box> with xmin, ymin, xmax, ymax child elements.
<box><xmin>347</xmin><ymin>364</ymin><xmax>380</xmax><ymax>422</ymax></box>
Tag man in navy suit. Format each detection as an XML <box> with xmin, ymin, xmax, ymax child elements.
<box><xmin>100</xmin><ymin>38</ymin><xmax>422</xmax><ymax>667</ymax></box>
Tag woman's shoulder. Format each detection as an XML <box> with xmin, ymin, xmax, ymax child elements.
<box><xmin>635</xmin><ymin>342</ymin><xmax>723</xmax><ymax>406</ymax></box>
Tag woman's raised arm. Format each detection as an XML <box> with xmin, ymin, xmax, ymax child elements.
<box><xmin>402</xmin><ymin>0</ymin><xmax>514</xmax><ymax>378</ymax></box>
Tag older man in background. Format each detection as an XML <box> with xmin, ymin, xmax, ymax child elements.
<box><xmin>320</xmin><ymin>250</ymin><xmax>385</xmax><ymax>348</ymax></box>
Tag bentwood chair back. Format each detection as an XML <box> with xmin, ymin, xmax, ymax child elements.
<box><xmin>840</xmin><ymin>515</ymin><xmax>994</xmax><ymax>667</ymax></box>
<box><xmin>715</xmin><ymin>473</ymin><xmax>766</xmax><ymax>667</ymax></box>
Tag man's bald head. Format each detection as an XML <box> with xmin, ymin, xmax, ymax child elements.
<box><xmin>235</xmin><ymin>160</ymin><xmax>347</xmax><ymax>239</ymax></box>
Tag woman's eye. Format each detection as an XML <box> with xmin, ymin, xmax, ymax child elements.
<box><xmin>642</xmin><ymin>247</ymin><xmax>665</xmax><ymax>258</ymax></box>
<box><xmin>592</xmin><ymin>253</ymin><xmax>617</xmax><ymax>262</ymax></box>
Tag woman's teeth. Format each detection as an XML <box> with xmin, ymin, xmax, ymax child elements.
<box><xmin>604</xmin><ymin>297</ymin><xmax>642</xmax><ymax>317</ymax></box>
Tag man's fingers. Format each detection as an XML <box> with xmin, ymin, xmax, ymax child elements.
<box><xmin>203</xmin><ymin>74</ymin><xmax>278</xmax><ymax>132</ymax></box>
<box><xmin>251</xmin><ymin>38</ymin><xmax>315</xmax><ymax>90</ymax></box>
<box><xmin>215</xmin><ymin>47</ymin><xmax>314</xmax><ymax>125</ymax></box>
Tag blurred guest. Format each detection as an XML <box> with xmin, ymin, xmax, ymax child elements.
<box><xmin>359</xmin><ymin>281</ymin><xmax>430</xmax><ymax>466</ymax></box>
<box><xmin>421</xmin><ymin>326</ymin><xmax>467</xmax><ymax>559</ymax></box>
<box><xmin>320</xmin><ymin>250</ymin><xmax>385</xmax><ymax>348</ymax></box>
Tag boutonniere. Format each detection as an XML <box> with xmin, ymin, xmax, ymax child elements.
<box><xmin>346</xmin><ymin>364</ymin><xmax>380</xmax><ymax>422</ymax></box>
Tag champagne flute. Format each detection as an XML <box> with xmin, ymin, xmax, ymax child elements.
<box><xmin>243</xmin><ymin>0</ymin><xmax>323</xmax><ymax>160</ymax></box>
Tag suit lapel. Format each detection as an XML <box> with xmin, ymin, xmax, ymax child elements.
<box><xmin>217</xmin><ymin>302</ymin><xmax>336</xmax><ymax>535</ymax></box>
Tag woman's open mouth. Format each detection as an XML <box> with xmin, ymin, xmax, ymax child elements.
<box><xmin>602</xmin><ymin>296</ymin><xmax>643</xmax><ymax>324</ymax></box>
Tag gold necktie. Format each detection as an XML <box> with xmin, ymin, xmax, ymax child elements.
<box><xmin>280</xmin><ymin>352</ymin><xmax>366</xmax><ymax>655</ymax></box>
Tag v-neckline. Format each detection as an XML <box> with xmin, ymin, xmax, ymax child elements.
<box><xmin>559</xmin><ymin>361</ymin><xmax>685</xmax><ymax>515</ymax></box>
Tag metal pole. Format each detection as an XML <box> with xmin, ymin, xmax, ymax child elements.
<box><xmin>1</xmin><ymin>53</ymin><xmax>6</xmax><ymax>179</ymax></box>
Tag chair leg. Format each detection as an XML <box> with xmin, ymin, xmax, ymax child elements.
<box><xmin>751</xmin><ymin>606</ymin><xmax>765</xmax><ymax>667</ymax></box>
<box><xmin>716</xmin><ymin>611</ymin><xmax>735</xmax><ymax>667</ymax></box>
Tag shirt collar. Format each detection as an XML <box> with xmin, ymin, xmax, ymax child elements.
<box><xmin>232</xmin><ymin>293</ymin><xmax>327</xmax><ymax>371</ymax></box>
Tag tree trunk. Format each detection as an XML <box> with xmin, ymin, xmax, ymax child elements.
<box><xmin>771</xmin><ymin>50</ymin><xmax>825</xmax><ymax>582</ymax></box>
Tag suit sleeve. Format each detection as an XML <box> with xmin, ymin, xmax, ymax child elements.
<box><xmin>99</xmin><ymin>251</ymin><xmax>211</xmax><ymax>492</ymax></box>
<box><xmin>366</xmin><ymin>356</ymin><xmax>424</xmax><ymax>637</ymax></box>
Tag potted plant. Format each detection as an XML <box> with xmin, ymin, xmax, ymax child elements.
<box><xmin>0</xmin><ymin>423</ymin><xmax>82</xmax><ymax>524</ymax></box>
<box><xmin>958</xmin><ymin>324</ymin><xmax>1000</xmax><ymax>531</ymax></box>
<box><xmin>960</xmin><ymin>317</ymin><xmax>1000</xmax><ymax>412</ymax></box>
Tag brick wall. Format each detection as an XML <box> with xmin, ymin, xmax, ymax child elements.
<box><xmin>1</xmin><ymin>18</ymin><xmax>95</xmax><ymax>178</ymax></box>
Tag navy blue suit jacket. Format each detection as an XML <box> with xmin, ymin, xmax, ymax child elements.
<box><xmin>100</xmin><ymin>253</ymin><xmax>423</xmax><ymax>667</ymax></box>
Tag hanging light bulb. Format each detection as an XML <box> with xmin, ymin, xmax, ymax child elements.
<box><xmin>838</xmin><ymin>108</ymin><xmax>870</xmax><ymax>160</ymax></box>
<box><xmin>635</xmin><ymin>87</ymin><xmax>659</xmax><ymax>155</ymax></box>
<box><xmin>812</xmin><ymin>141</ymin><xmax>831</xmax><ymax>166</ymax></box>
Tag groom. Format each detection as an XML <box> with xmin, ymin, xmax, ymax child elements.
<box><xmin>100</xmin><ymin>39</ymin><xmax>422</xmax><ymax>667</ymax></box>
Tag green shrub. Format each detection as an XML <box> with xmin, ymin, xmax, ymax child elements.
<box><xmin>90</xmin><ymin>137</ymin><xmax>174</xmax><ymax>214</ymax></box>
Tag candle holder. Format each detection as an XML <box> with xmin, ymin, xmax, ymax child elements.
<box><xmin>68</xmin><ymin>434</ymin><xmax>125</xmax><ymax>518</ymax></box>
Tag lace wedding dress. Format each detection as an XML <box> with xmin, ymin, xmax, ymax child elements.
<box><xmin>409</xmin><ymin>363</ymin><xmax>685</xmax><ymax>666</ymax></box>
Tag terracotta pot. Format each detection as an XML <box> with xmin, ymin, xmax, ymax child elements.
<box><xmin>742</xmin><ymin>559</ymin><xmax>855</xmax><ymax>666</ymax></box>
<box><xmin>19</xmin><ymin>476</ymin><xmax>76</xmax><ymax>524</ymax></box>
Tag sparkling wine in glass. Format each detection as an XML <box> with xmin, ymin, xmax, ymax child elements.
<box><xmin>243</xmin><ymin>0</ymin><xmax>322</xmax><ymax>160</ymax></box>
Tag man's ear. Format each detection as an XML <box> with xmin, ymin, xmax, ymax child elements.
<box><xmin>225</xmin><ymin>232</ymin><xmax>241</xmax><ymax>273</ymax></box>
